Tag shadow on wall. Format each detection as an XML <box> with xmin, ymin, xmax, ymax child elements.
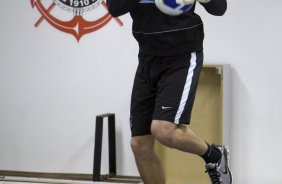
<box><xmin>229</xmin><ymin>67</ymin><xmax>255</xmax><ymax>183</ymax></box>
<box><xmin>116</xmin><ymin>128</ymin><xmax>125</xmax><ymax>175</ymax></box>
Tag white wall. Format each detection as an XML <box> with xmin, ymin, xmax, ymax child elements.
<box><xmin>197</xmin><ymin>0</ymin><xmax>282</xmax><ymax>183</ymax></box>
<box><xmin>1</xmin><ymin>1</ymin><xmax>282</xmax><ymax>184</ymax></box>
<box><xmin>0</xmin><ymin>1</ymin><xmax>139</xmax><ymax>175</ymax></box>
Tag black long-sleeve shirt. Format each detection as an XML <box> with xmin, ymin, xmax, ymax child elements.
<box><xmin>107</xmin><ymin>0</ymin><xmax>227</xmax><ymax>56</ymax></box>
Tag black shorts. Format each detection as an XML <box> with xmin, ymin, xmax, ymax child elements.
<box><xmin>130</xmin><ymin>51</ymin><xmax>203</xmax><ymax>137</ymax></box>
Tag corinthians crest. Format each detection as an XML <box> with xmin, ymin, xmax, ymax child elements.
<box><xmin>54</xmin><ymin>0</ymin><xmax>100</xmax><ymax>13</ymax></box>
<box><xmin>31</xmin><ymin>0</ymin><xmax>123</xmax><ymax>41</ymax></box>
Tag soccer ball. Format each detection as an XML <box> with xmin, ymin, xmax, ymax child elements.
<box><xmin>155</xmin><ymin>0</ymin><xmax>195</xmax><ymax>16</ymax></box>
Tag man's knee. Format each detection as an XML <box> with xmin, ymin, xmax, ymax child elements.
<box><xmin>151</xmin><ymin>120</ymin><xmax>177</xmax><ymax>145</ymax></box>
<box><xmin>130</xmin><ymin>135</ymin><xmax>155</xmax><ymax>160</ymax></box>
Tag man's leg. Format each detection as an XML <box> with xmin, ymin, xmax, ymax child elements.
<box><xmin>151</xmin><ymin>120</ymin><xmax>208</xmax><ymax>155</ymax></box>
<box><xmin>151</xmin><ymin>120</ymin><xmax>232</xmax><ymax>184</ymax></box>
<box><xmin>130</xmin><ymin>135</ymin><xmax>165</xmax><ymax>184</ymax></box>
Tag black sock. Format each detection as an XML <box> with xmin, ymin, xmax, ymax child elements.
<box><xmin>201</xmin><ymin>143</ymin><xmax>221</xmax><ymax>164</ymax></box>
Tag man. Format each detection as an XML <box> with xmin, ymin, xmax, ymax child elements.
<box><xmin>106</xmin><ymin>0</ymin><xmax>232</xmax><ymax>183</ymax></box>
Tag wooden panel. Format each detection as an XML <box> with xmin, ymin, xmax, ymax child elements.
<box><xmin>155</xmin><ymin>66</ymin><xmax>223</xmax><ymax>184</ymax></box>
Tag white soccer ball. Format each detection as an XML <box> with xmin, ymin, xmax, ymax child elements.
<box><xmin>155</xmin><ymin>0</ymin><xmax>195</xmax><ymax>16</ymax></box>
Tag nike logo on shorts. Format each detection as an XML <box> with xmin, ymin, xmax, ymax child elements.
<box><xmin>161</xmin><ymin>106</ymin><xmax>172</xmax><ymax>110</ymax></box>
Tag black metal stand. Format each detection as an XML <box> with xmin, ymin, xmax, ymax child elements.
<box><xmin>93</xmin><ymin>113</ymin><xmax>116</xmax><ymax>181</ymax></box>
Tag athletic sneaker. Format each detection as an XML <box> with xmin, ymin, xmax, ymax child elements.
<box><xmin>205</xmin><ymin>145</ymin><xmax>232</xmax><ymax>184</ymax></box>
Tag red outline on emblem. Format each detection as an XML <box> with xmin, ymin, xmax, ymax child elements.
<box><xmin>101</xmin><ymin>1</ymin><xmax>123</xmax><ymax>26</ymax></box>
<box><xmin>31</xmin><ymin>0</ymin><xmax>123</xmax><ymax>41</ymax></box>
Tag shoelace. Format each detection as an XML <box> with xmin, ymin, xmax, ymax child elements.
<box><xmin>205</xmin><ymin>168</ymin><xmax>221</xmax><ymax>184</ymax></box>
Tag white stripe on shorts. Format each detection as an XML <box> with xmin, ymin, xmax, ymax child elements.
<box><xmin>174</xmin><ymin>52</ymin><xmax>197</xmax><ymax>124</ymax></box>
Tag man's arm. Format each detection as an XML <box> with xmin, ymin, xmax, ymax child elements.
<box><xmin>198</xmin><ymin>0</ymin><xmax>227</xmax><ymax>16</ymax></box>
<box><xmin>106</xmin><ymin>0</ymin><xmax>140</xmax><ymax>17</ymax></box>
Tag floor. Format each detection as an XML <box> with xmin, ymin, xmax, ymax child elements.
<box><xmin>0</xmin><ymin>176</ymin><xmax>142</xmax><ymax>184</ymax></box>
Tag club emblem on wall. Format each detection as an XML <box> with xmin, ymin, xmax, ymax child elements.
<box><xmin>31</xmin><ymin>0</ymin><xmax>123</xmax><ymax>41</ymax></box>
